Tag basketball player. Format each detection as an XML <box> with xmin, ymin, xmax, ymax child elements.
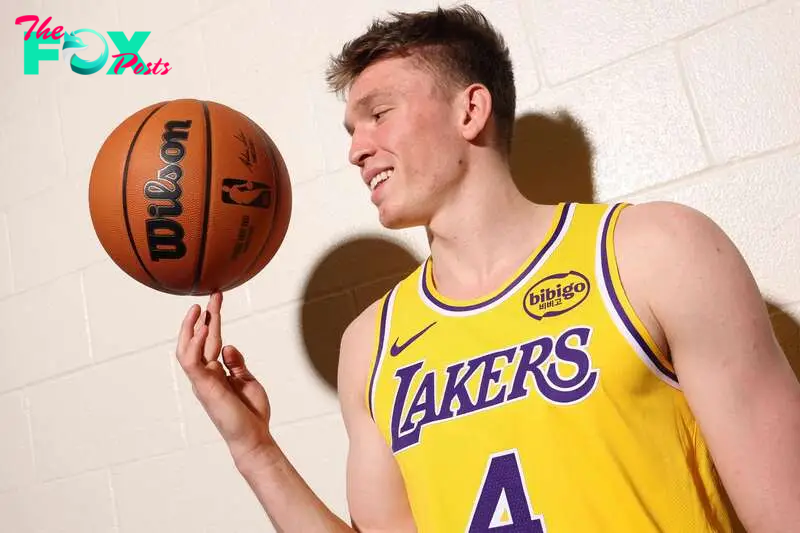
<box><xmin>176</xmin><ymin>5</ymin><xmax>800</xmax><ymax>531</ymax></box>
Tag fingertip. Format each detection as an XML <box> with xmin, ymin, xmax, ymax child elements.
<box><xmin>207</xmin><ymin>291</ymin><xmax>223</xmax><ymax>313</ymax></box>
<box><xmin>221</xmin><ymin>344</ymin><xmax>238</xmax><ymax>359</ymax></box>
<box><xmin>182</xmin><ymin>305</ymin><xmax>202</xmax><ymax>332</ymax></box>
<box><xmin>221</xmin><ymin>344</ymin><xmax>243</xmax><ymax>366</ymax></box>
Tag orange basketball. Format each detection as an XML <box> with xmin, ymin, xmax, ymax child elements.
<box><xmin>88</xmin><ymin>99</ymin><xmax>291</xmax><ymax>295</ymax></box>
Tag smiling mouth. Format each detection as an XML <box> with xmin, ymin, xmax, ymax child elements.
<box><xmin>370</xmin><ymin>168</ymin><xmax>394</xmax><ymax>191</ymax></box>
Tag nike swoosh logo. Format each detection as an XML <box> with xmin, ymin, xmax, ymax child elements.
<box><xmin>390</xmin><ymin>321</ymin><xmax>437</xmax><ymax>357</ymax></box>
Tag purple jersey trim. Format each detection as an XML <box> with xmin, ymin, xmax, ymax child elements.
<box><xmin>368</xmin><ymin>287</ymin><xmax>396</xmax><ymax>420</ymax></box>
<box><xmin>600</xmin><ymin>203</ymin><xmax>678</xmax><ymax>383</ymax></box>
<box><xmin>421</xmin><ymin>203</ymin><xmax>572</xmax><ymax>313</ymax></box>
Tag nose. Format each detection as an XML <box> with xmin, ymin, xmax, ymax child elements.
<box><xmin>348</xmin><ymin>126</ymin><xmax>376</xmax><ymax>167</ymax></box>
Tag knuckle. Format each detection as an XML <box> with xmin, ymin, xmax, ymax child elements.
<box><xmin>190</xmin><ymin>336</ymin><xmax>205</xmax><ymax>349</ymax></box>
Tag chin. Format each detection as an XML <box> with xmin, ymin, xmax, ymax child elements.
<box><xmin>378</xmin><ymin>213</ymin><xmax>409</xmax><ymax>230</ymax></box>
<box><xmin>377</xmin><ymin>204</ymin><xmax>424</xmax><ymax>230</ymax></box>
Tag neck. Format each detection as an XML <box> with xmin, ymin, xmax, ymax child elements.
<box><xmin>424</xmin><ymin>152</ymin><xmax>555</xmax><ymax>300</ymax></box>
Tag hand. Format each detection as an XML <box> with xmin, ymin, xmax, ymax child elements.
<box><xmin>176</xmin><ymin>291</ymin><xmax>273</xmax><ymax>465</ymax></box>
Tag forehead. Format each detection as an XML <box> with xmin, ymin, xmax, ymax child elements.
<box><xmin>345</xmin><ymin>56</ymin><xmax>438</xmax><ymax>112</ymax></box>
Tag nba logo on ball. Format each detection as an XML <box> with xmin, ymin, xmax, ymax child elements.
<box><xmin>222</xmin><ymin>179</ymin><xmax>272</xmax><ymax>209</ymax></box>
<box><xmin>88</xmin><ymin>99</ymin><xmax>292</xmax><ymax>296</ymax></box>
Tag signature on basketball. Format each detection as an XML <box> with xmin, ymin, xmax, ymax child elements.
<box><xmin>14</xmin><ymin>14</ymin><xmax>172</xmax><ymax>75</ymax></box>
<box><xmin>234</xmin><ymin>130</ymin><xmax>258</xmax><ymax>172</ymax></box>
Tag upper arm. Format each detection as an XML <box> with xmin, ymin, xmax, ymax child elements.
<box><xmin>337</xmin><ymin>300</ymin><xmax>417</xmax><ymax>533</ymax></box>
<box><xmin>617</xmin><ymin>201</ymin><xmax>800</xmax><ymax>532</ymax></box>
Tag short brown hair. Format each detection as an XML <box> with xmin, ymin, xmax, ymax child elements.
<box><xmin>326</xmin><ymin>5</ymin><xmax>516</xmax><ymax>154</ymax></box>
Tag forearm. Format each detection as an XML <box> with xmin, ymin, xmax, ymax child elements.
<box><xmin>235</xmin><ymin>442</ymin><xmax>354</xmax><ymax>533</ymax></box>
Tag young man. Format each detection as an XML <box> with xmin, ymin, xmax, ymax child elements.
<box><xmin>176</xmin><ymin>6</ymin><xmax>800</xmax><ymax>532</ymax></box>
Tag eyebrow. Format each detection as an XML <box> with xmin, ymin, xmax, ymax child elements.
<box><xmin>343</xmin><ymin>89</ymin><xmax>393</xmax><ymax>135</ymax></box>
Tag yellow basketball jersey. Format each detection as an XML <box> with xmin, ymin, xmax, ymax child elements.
<box><xmin>366</xmin><ymin>202</ymin><xmax>742</xmax><ymax>532</ymax></box>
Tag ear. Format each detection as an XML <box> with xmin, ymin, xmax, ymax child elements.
<box><xmin>457</xmin><ymin>83</ymin><xmax>493</xmax><ymax>143</ymax></box>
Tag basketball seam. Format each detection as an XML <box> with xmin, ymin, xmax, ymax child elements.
<box><xmin>191</xmin><ymin>101</ymin><xmax>213</xmax><ymax>294</ymax></box>
<box><xmin>122</xmin><ymin>102</ymin><xmax>169</xmax><ymax>292</ymax></box>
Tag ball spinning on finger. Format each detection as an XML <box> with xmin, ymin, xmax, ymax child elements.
<box><xmin>88</xmin><ymin>99</ymin><xmax>292</xmax><ymax>295</ymax></box>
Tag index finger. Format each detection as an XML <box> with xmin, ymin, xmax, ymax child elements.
<box><xmin>203</xmin><ymin>291</ymin><xmax>223</xmax><ymax>364</ymax></box>
<box><xmin>178</xmin><ymin>303</ymin><xmax>202</xmax><ymax>356</ymax></box>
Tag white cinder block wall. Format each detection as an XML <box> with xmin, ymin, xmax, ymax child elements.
<box><xmin>1</xmin><ymin>0</ymin><xmax>798</xmax><ymax>531</ymax></box>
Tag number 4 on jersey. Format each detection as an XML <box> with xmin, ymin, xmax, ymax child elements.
<box><xmin>467</xmin><ymin>450</ymin><xmax>546</xmax><ymax>532</ymax></box>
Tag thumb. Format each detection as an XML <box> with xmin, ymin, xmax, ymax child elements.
<box><xmin>222</xmin><ymin>345</ymin><xmax>254</xmax><ymax>380</ymax></box>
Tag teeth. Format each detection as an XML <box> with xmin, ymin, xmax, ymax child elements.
<box><xmin>369</xmin><ymin>169</ymin><xmax>394</xmax><ymax>191</ymax></box>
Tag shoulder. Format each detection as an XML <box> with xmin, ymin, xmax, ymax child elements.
<box><xmin>337</xmin><ymin>295</ymin><xmax>386</xmax><ymax>414</ymax></box>
<box><xmin>612</xmin><ymin>200</ymin><xmax>745</xmax><ymax>287</ymax></box>
<box><xmin>614</xmin><ymin>200</ymin><xmax>729</xmax><ymax>259</ymax></box>
<box><xmin>610</xmin><ymin>201</ymin><xmax>749</xmax><ymax>349</ymax></box>
<box><xmin>340</xmin><ymin>297</ymin><xmax>383</xmax><ymax>364</ymax></box>
<box><xmin>613</xmin><ymin>200</ymin><xmax>760</xmax><ymax>340</ymax></box>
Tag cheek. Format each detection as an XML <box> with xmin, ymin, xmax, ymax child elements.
<box><xmin>386</xmin><ymin>109</ymin><xmax>460</xmax><ymax>184</ymax></box>
<box><xmin>401</xmin><ymin>113</ymin><xmax>453</xmax><ymax>157</ymax></box>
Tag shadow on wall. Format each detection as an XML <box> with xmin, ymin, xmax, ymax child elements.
<box><xmin>297</xmin><ymin>110</ymin><xmax>800</xmax><ymax>392</ymax></box>
<box><xmin>299</xmin><ymin>237</ymin><xmax>421</xmax><ymax>389</ymax></box>
<box><xmin>768</xmin><ymin>303</ymin><xmax>800</xmax><ymax>377</ymax></box>
<box><xmin>509</xmin><ymin>110</ymin><xmax>596</xmax><ymax>205</ymax></box>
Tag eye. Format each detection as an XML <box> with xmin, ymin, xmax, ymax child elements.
<box><xmin>372</xmin><ymin>108</ymin><xmax>390</xmax><ymax>122</ymax></box>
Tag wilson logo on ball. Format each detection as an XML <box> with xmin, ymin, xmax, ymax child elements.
<box><xmin>523</xmin><ymin>271</ymin><xmax>590</xmax><ymax>320</ymax></box>
<box><xmin>145</xmin><ymin>120</ymin><xmax>191</xmax><ymax>261</ymax></box>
